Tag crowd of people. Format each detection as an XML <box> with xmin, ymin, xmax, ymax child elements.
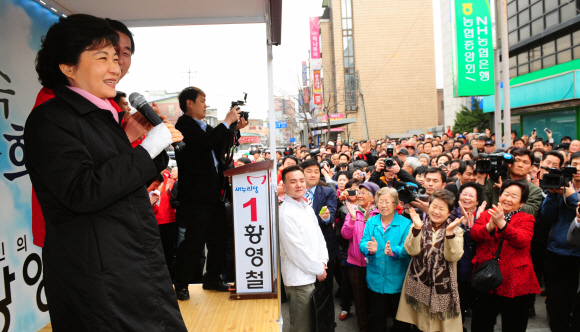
<box><xmin>21</xmin><ymin>13</ymin><xmax>580</xmax><ymax>332</ymax></box>
<box><xmin>274</xmin><ymin>131</ymin><xmax>580</xmax><ymax>332</ymax></box>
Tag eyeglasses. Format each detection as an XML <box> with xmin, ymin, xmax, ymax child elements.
<box><xmin>377</xmin><ymin>200</ymin><xmax>394</xmax><ymax>206</ymax></box>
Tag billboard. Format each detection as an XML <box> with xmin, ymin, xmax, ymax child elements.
<box><xmin>452</xmin><ymin>0</ymin><xmax>495</xmax><ymax>96</ymax></box>
<box><xmin>309</xmin><ymin>17</ymin><xmax>320</xmax><ymax>59</ymax></box>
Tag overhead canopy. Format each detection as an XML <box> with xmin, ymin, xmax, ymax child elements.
<box><xmin>40</xmin><ymin>0</ymin><xmax>282</xmax><ymax>44</ymax></box>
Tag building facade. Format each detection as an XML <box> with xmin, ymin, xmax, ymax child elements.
<box><xmin>481</xmin><ymin>0</ymin><xmax>580</xmax><ymax>142</ymax></box>
<box><xmin>319</xmin><ymin>0</ymin><xmax>439</xmax><ymax>141</ymax></box>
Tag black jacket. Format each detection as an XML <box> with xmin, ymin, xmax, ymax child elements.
<box><xmin>174</xmin><ymin>115</ymin><xmax>234</xmax><ymax>204</ymax></box>
<box><xmin>312</xmin><ymin>185</ymin><xmax>340</xmax><ymax>261</ymax></box>
<box><xmin>24</xmin><ymin>84</ymin><xmax>185</xmax><ymax>331</ymax></box>
<box><xmin>369</xmin><ymin>169</ymin><xmax>419</xmax><ymax>188</ymax></box>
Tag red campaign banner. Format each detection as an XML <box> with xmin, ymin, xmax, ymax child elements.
<box><xmin>313</xmin><ymin>70</ymin><xmax>321</xmax><ymax>93</ymax></box>
<box><xmin>303</xmin><ymin>87</ymin><xmax>310</xmax><ymax>104</ymax></box>
<box><xmin>313</xmin><ymin>93</ymin><xmax>323</xmax><ymax>105</ymax></box>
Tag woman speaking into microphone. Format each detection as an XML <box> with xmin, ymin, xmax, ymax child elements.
<box><xmin>24</xmin><ymin>15</ymin><xmax>187</xmax><ymax>331</ymax></box>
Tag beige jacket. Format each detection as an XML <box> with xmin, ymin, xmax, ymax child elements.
<box><xmin>396</xmin><ymin>227</ymin><xmax>464</xmax><ymax>332</ymax></box>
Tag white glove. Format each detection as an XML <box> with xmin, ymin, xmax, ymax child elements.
<box><xmin>140</xmin><ymin>123</ymin><xmax>173</xmax><ymax>159</ymax></box>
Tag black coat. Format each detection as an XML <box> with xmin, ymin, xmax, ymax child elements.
<box><xmin>174</xmin><ymin>115</ymin><xmax>233</xmax><ymax>205</ymax></box>
<box><xmin>312</xmin><ymin>185</ymin><xmax>340</xmax><ymax>261</ymax></box>
<box><xmin>24</xmin><ymin>85</ymin><xmax>186</xmax><ymax>332</ymax></box>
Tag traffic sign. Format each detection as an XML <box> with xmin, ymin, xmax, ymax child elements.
<box><xmin>275</xmin><ymin>121</ymin><xmax>287</xmax><ymax>129</ymax></box>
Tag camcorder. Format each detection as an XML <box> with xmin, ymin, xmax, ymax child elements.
<box><xmin>394</xmin><ymin>181</ymin><xmax>429</xmax><ymax>204</ymax></box>
<box><xmin>475</xmin><ymin>152</ymin><xmax>514</xmax><ymax>181</ymax></box>
<box><xmin>231</xmin><ymin>92</ymin><xmax>249</xmax><ymax>121</ymax></box>
<box><xmin>540</xmin><ymin>166</ymin><xmax>577</xmax><ymax>189</ymax></box>
<box><xmin>382</xmin><ymin>144</ymin><xmax>396</xmax><ymax>169</ymax></box>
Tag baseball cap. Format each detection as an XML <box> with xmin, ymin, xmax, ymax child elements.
<box><xmin>327</xmin><ymin>141</ymin><xmax>335</xmax><ymax>146</ymax></box>
<box><xmin>398</xmin><ymin>148</ymin><xmax>409</xmax><ymax>156</ymax></box>
<box><xmin>485</xmin><ymin>140</ymin><xmax>495</xmax><ymax>146</ymax></box>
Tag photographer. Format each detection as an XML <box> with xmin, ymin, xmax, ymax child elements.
<box><xmin>410</xmin><ymin>167</ymin><xmax>448</xmax><ymax>218</ymax></box>
<box><xmin>482</xmin><ymin>149</ymin><xmax>543</xmax><ymax>217</ymax></box>
<box><xmin>444</xmin><ymin>160</ymin><xmax>477</xmax><ymax>200</ymax></box>
<box><xmin>540</xmin><ymin>151</ymin><xmax>580</xmax><ymax>331</ymax></box>
<box><xmin>370</xmin><ymin>156</ymin><xmax>418</xmax><ymax>189</ymax></box>
<box><xmin>173</xmin><ymin>86</ymin><xmax>248</xmax><ymax>300</ymax></box>
<box><xmin>356</xmin><ymin>140</ymin><xmax>378</xmax><ymax>165</ymax></box>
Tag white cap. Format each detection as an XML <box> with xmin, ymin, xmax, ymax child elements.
<box><xmin>327</xmin><ymin>141</ymin><xmax>335</xmax><ymax>146</ymax></box>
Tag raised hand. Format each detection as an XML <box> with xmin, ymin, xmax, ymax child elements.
<box><xmin>366</xmin><ymin>236</ymin><xmax>378</xmax><ymax>254</ymax></box>
<box><xmin>476</xmin><ymin>201</ymin><xmax>487</xmax><ymax>221</ymax></box>
<box><xmin>384</xmin><ymin>240</ymin><xmax>394</xmax><ymax>257</ymax></box>
<box><xmin>458</xmin><ymin>201</ymin><xmax>471</xmax><ymax>226</ymax></box>
<box><xmin>364</xmin><ymin>202</ymin><xmax>373</xmax><ymax>220</ymax></box>
<box><xmin>493</xmin><ymin>177</ymin><xmax>503</xmax><ymax>190</ymax></box>
<box><xmin>346</xmin><ymin>202</ymin><xmax>358</xmax><ymax>219</ymax></box>
<box><xmin>411</xmin><ymin>198</ymin><xmax>429</xmax><ymax>213</ymax></box>
<box><xmin>446</xmin><ymin>217</ymin><xmax>464</xmax><ymax>237</ymax></box>
<box><xmin>408</xmin><ymin>207</ymin><xmax>423</xmax><ymax>230</ymax></box>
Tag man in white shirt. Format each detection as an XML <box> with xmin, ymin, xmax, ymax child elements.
<box><xmin>279</xmin><ymin>165</ymin><xmax>329</xmax><ymax>332</ymax></box>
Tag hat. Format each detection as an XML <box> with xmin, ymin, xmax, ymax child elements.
<box><xmin>327</xmin><ymin>141</ymin><xmax>335</xmax><ymax>146</ymax></box>
<box><xmin>398</xmin><ymin>148</ymin><xmax>409</xmax><ymax>156</ymax></box>
<box><xmin>485</xmin><ymin>140</ymin><xmax>495</xmax><ymax>146</ymax></box>
<box><xmin>425</xmin><ymin>134</ymin><xmax>433</xmax><ymax>139</ymax></box>
<box><xmin>458</xmin><ymin>135</ymin><xmax>465</xmax><ymax>139</ymax></box>
<box><xmin>406</xmin><ymin>142</ymin><xmax>415</xmax><ymax>147</ymax></box>
<box><xmin>320</xmin><ymin>149</ymin><xmax>329</xmax><ymax>155</ymax></box>
<box><xmin>359</xmin><ymin>182</ymin><xmax>380</xmax><ymax>197</ymax></box>
<box><xmin>417</xmin><ymin>137</ymin><xmax>425</xmax><ymax>141</ymax></box>
<box><xmin>477</xmin><ymin>135</ymin><xmax>487</xmax><ymax>141</ymax></box>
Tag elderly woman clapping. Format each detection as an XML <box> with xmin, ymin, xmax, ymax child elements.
<box><xmin>358</xmin><ymin>187</ymin><xmax>413</xmax><ymax>332</ymax></box>
<box><xmin>396</xmin><ymin>189</ymin><xmax>464</xmax><ymax>332</ymax></box>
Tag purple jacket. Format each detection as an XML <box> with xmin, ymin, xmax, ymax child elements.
<box><xmin>341</xmin><ymin>206</ymin><xmax>379</xmax><ymax>267</ymax></box>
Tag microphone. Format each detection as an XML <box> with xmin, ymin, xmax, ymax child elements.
<box><xmin>129</xmin><ymin>92</ymin><xmax>185</xmax><ymax>152</ymax></box>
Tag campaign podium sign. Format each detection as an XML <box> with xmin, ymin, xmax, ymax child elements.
<box><xmin>224</xmin><ymin>160</ymin><xmax>278</xmax><ymax>300</ymax></box>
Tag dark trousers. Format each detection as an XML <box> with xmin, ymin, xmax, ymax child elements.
<box><xmin>349</xmin><ymin>265</ymin><xmax>369</xmax><ymax>332</ymax></box>
<box><xmin>458</xmin><ymin>280</ymin><xmax>472</xmax><ymax>331</ymax></box>
<box><xmin>544</xmin><ymin>250</ymin><xmax>580</xmax><ymax>332</ymax></box>
<box><xmin>320</xmin><ymin>258</ymin><xmax>337</xmax><ymax>331</ymax></box>
<box><xmin>158</xmin><ymin>222</ymin><xmax>177</xmax><ymax>276</ymax></box>
<box><xmin>471</xmin><ymin>291</ymin><xmax>530</xmax><ymax>332</ymax></box>
<box><xmin>367</xmin><ymin>290</ymin><xmax>410</xmax><ymax>332</ymax></box>
<box><xmin>339</xmin><ymin>262</ymin><xmax>353</xmax><ymax>312</ymax></box>
<box><xmin>174</xmin><ymin>202</ymin><xmax>227</xmax><ymax>288</ymax></box>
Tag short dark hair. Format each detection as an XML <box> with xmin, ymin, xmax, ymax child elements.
<box><xmin>300</xmin><ymin>158</ymin><xmax>321</xmax><ymax>171</ymax></box>
<box><xmin>336</xmin><ymin>162</ymin><xmax>349</xmax><ymax>170</ymax></box>
<box><xmin>413</xmin><ymin>165</ymin><xmax>429</xmax><ymax>177</ymax></box>
<box><xmin>36</xmin><ymin>14</ymin><xmax>120</xmax><ymax>88</ymax></box>
<box><xmin>346</xmin><ymin>178</ymin><xmax>360</xmax><ymax>188</ymax></box>
<box><xmin>237</xmin><ymin>157</ymin><xmax>252</xmax><ymax>164</ymax></box>
<box><xmin>114</xmin><ymin>91</ymin><xmax>126</xmax><ymax>105</ymax></box>
<box><xmin>458</xmin><ymin>160</ymin><xmax>475</xmax><ymax>174</ymax></box>
<box><xmin>178</xmin><ymin>86</ymin><xmax>206</xmax><ymax>112</ymax></box>
<box><xmin>282</xmin><ymin>165</ymin><xmax>304</xmax><ymax>182</ymax></box>
<box><xmin>500</xmin><ymin>179</ymin><xmax>529</xmax><ymax>203</ymax></box>
<box><xmin>336</xmin><ymin>171</ymin><xmax>352</xmax><ymax>180</ymax></box>
<box><xmin>460</xmin><ymin>143</ymin><xmax>473</xmax><ymax>151</ymax></box>
<box><xmin>458</xmin><ymin>182</ymin><xmax>483</xmax><ymax>205</ymax></box>
<box><xmin>513</xmin><ymin>138</ymin><xmax>524</xmax><ymax>145</ymax></box>
<box><xmin>511</xmin><ymin>148</ymin><xmax>534</xmax><ymax>163</ymax></box>
<box><xmin>105</xmin><ymin>18</ymin><xmax>135</xmax><ymax>54</ymax></box>
<box><xmin>561</xmin><ymin>136</ymin><xmax>572</xmax><ymax>142</ymax></box>
<box><xmin>570</xmin><ymin>151</ymin><xmax>580</xmax><ymax>163</ymax></box>
<box><xmin>253</xmin><ymin>150</ymin><xmax>261</xmax><ymax>155</ymax></box>
<box><xmin>426</xmin><ymin>167</ymin><xmax>447</xmax><ymax>183</ymax></box>
<box><xmin>544</xmin><ymin>150</ymin><xmax>565</xmax><ymax>168</ymax></box>
<box><xmin>282</xmin><ymin>156</ymin><xmax>298</xmax><ymax>166</ymax></box>
<box><xmin>430</xmin><ymin>189</ymin><xmax>456</xmax><ymax>212</ymax></box>
<box><xmin>423</xmin><ymin>142</ymin><xmax>433</xmax><ymax>148</ymax></box>
<box><xmin>339</xmin><ymin>153</ymin><xmax>350</xmax><ymax>161</ymax></box>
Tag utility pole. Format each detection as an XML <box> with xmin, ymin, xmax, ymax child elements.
<box><xmin>492</xmin><ymin>0</ymin><xmax>502</xmax><ymax>150</ymax></box>
<box><xmin>355</xmin><ymin>70</ymin><xmax>369</xmax><ymax>140</ymax></box>
<box><xmin>181</xmin><ymin>65</ymin><xmax>196</xmax><ymax>86</ymax></box>
<box><xmin>500</xmin><ymin>0</ymin><xmax>511</xmax><ymax>149</ymax></box>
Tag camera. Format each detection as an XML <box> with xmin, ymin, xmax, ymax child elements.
<box><xmin>382</xmin><ymin>144</ymin><xmax>396</xmax><ymax>168</ymax></box>
<box><xmin>347</xmin><ymin>189</ymin><xmax>358</xmax><ymax>196</ymax></box>
<box><xmin>395</xmin><ymin>181</ymin><xmax>428</xmax><ymax>204</ymax></box>
<box><xmin>231</xmin><ymin>92</ymin><xmax>249</xmax><ymax>121</ymax></box>
<box><xmin>540</xmin><ymin>166</ymin><xmax>577</xmax><ymax>189</ymax></box>
<box><xmin>476</xmin><ymin>152</ymin><xmax>515</xmax><ymax>181</ymax></box>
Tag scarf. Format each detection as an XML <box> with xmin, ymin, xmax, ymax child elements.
<box><xmin>357</xmin><ymin>204</ymin><xmax>378</xmax><ymax>220</ymax></box>
<box><xmin>405</xmin><ymin>217</ymin><xmax>460</xmax><ymax>320</ymax></box>
<box><xmin>504</xmin><ymin>208</ymin><xmax>522</xmax><ymax>224</ymax></box>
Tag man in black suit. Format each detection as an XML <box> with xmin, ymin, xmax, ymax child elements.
<box><xmin>173</xmin><ymin>86</ymin><xmax>247</xmax><ymax>300</ymax></box>
<box><xmin>300</xmin><ymin>158</ymin><xmax>338</xmax><ymax>331</ymax></box>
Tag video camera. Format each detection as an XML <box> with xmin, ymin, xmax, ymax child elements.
<box><xmin>395</xmin><ymin>181</ymin><xmax>429</xmax><ymax>204</ymax></box>
<box><xmin>231</xmin><ymin>92</ymin><xmax>249</xmax><ymax>121</ymax></box>
<box><xmin>382</xmin><ymin>144</ymin><xmax>396</xmax><ymax>169</ymax></box>
<box><xmin>540</xmin><ymin>166</ymin><xmax>577</xmax><ymax>189</ymax></box>
<box><xmin>475</xmin><ymin>152</ymin><xmax>514</xmax><ymax>181</ymax></box>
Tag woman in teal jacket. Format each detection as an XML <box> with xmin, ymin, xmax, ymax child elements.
<box><xmin>359</xmin><ymin>187</ymin><xmax>412</xmax><ymax>332</ymax></box>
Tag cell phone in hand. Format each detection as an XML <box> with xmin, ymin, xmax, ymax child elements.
<box><xmin>544</xmin><ymin>128</ymin><xmax>551</xmax><ymax>134</ymax></box>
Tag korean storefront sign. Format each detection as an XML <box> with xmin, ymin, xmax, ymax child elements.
<box><xmin>453</xmin><ymin>0</ymin><xmax>495</xmax><ymax>96</ymax></box>
<box><xmin>309</xmin><ymin>17</ymin><xmax>320</xmax><ymax>59</ymax></box>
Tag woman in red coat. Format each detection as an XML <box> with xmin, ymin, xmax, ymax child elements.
<box><xmin>470</xmin><ymin>179</ymin><xmax>541</xmax><ymax>332</ymax></box>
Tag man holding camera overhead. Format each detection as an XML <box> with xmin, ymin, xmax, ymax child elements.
<box><xmin>539</xmin><ymin>151</ymin><xmax>580</xmax><ymax>331</ymax></box>
<box><xmin>482</xmin><ymin>149</ymin><xmax>543</xmax><ymax>217</ymax></box>
<box><xmin>173</xmin><ymin>86</ymin><xmax>248</xmax><ymax>301</ymax></box>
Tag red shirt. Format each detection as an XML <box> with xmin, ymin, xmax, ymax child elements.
<box><xmin>152</xmin><ymin>171</ymin><xmax>176</xmax><ymax>225</ymax></box>
<box><xmin>31</xmin><ymin>88</ymin><xmax>126</xmax><ymax>247</ymax></box>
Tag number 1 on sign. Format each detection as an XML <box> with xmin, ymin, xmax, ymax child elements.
<box><xmin>243</xmin><ymin>197</ymin><xmax>257</xmax><ymax>221</ymax></box>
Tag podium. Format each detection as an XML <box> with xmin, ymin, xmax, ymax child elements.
<box><xmin>224</xmin><ymin>160</ymin><xmax>279</xmax><ymax>300</ymax></box>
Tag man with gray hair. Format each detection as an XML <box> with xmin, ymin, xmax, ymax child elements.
<box><xmin>402</xmin><ymin>157</ymin><xmax>422</xmax><ymax>175</ymax></box>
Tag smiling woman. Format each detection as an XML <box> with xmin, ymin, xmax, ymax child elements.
<box><xmin>25</xmin><ymin>14</ymin><xmax>186</xmax><ymax>332</ymax></box>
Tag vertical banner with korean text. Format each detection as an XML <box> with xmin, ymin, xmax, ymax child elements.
<box><xmin>232</xmin><ymin>170</ymin><xmax>273</xmax><ymax>294</ymax></box>
<box><xmin>452</xmin><ymin>0</ymin><xmax>495</xmax><ymax>96</ymax></box>
<box><xmin>309</xmin><ymin>17</ymin><xmax>320</xmax><ymax>59</ymax></box>
<box><xmin>302</xmin><ymin>61</ymin><xmax>308</xmax><ymax>86</ymax></box>
<box><xmin>0</xmin><ymin>1</ymin><xmax>57</xmax><ymax>331</ymax></box>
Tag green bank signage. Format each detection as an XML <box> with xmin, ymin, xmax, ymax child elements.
<box><xmin>453</xmin><ymin>0</ymin><xmax>495</xmax><ymax>97</ymax></box>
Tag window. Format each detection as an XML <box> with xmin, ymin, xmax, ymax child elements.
<box><xmin>522</xmin><ymin>109</ymin><xmax>577</xmax><ymax>143</ymax></box>
<box><xmin>341</xmin><ymin>0</ymin><xmax>356</xmax><ymax>111</ymax></box>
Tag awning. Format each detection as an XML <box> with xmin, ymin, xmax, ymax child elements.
<box><xmin>309</xmin><ymin>117</ymin><xmax>357</xmax><ymax>129</ymax></box>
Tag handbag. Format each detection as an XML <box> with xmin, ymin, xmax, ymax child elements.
<box><xmin>471</xmin><ymin>238</ymin><xmax>504</xmax><ymax>293</ymax></box>
<box><xmin>309</xmin><ymin>280</ymin><xmax>334</xmax><ymax>332</ymax></box>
